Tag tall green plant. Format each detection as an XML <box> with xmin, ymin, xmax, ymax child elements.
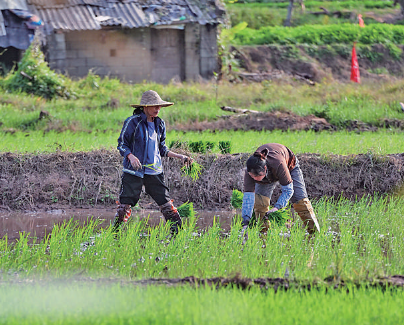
<box><xmin>2</xmin><ymin>38</ymin><xmax>71</xmax><ymax>99</ymax></box>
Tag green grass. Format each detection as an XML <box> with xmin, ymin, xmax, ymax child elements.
<box><xmin>0</xmin><ymin>284</ymin><xmax>403</xmax><ymax>324</ymax></box>
<box><xmin>227</xmin><ymin>1</ymin><xmax>399</xmax><ymax>29</ymax></box>
<box><xmin>2</xmin><ymin>79</ymin><xmax>404</xmax><ymax>133</ymax></box>
<box><xmin>1</xmin><ymin>129</ymin><xmax>404</xmax><ymax>155</ymax></box>
<box><xmin>1</xmin><ymin>196</ymin><xmax>404</xmax><ymax>280</ymax></box>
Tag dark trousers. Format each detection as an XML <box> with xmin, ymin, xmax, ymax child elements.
<box><xmin>119</xmin><ymin>172</ymin><xmax>171</xmax><ymax>207</ymax></box>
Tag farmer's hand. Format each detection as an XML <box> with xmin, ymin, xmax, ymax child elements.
<box><xmin>180</xmin><ymin>154</ymin><xmax>193</xmax><ymax>166</ymax></box>
<box><xmin>128</xmin><ymin>153</ymin><xmax>141</xmax><ymax>170</ymax></box>
<box><xmin>265</xmin><ymin>207</ymin><xmax>278</xmax><ymax>217</ymax></box>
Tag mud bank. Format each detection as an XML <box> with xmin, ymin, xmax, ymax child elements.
<box><xmin>3</xmin><ymin>275</ymin><xmax>404</xmax><ymax>289</ymax></box>
<box><xmin>1</xmin><ymin>151</ymin><xmax>403</xmax><ymax>210</ymax></box>
<box><xmin>235</xmin><ymin>44</ymin><xmax>404</xmax><ymax>82</ymax></box>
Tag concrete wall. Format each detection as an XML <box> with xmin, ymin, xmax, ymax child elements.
<box><xmin>151</xmin><ymin>27</ymin><xmax>185</xmax><ymax>83</ymax></box>
<box><xmin>47</xmin><ymin>23</ymin><xmax>218</xmax><ymax>82</ymax></box>
<box><xmin>200</xmin><ymin>24</ymin><xmax>218</xmax><ymax>79</ymax></box>
<box><xmin>184</xmin><ymin>24</ymin><xmax>201</xmax><ymax>81</ymax></box>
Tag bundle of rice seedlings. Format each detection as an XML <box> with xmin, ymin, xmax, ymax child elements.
<box><xmin>266</xmin><ymin>208</ymin><xmax>289</xmax><ymax>226</ymax></box>
<box><xmin>177</xmin><ymin>201</ymin><xmax>195</xmax><ymax>218</ymax></box>
<box><xmin>205</xmin><ymin>141</ymin><xmax>215</xmax><ymax>151</ymax></box>
<box><xmin>181</xmin><ymin>161</ymin><xmax>203</xmax><ymax>181</ymax></box>
<box><xmin>231</xmin><ymin>189</ymin><xmax>243</xmax><ymax>209</ymax></box>
<box><xmin>219</xmin><ymin>141</ymin><xmax>231</xmax><ymax>154</ymax></box>
<box><xmin>189</xmin><ymin>141</ymin><xmax>206</xmax><ymax>153</ymax></box>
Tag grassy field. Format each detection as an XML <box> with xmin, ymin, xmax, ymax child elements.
<box><xmin>1</xmin><ymin>283</ymin><xmax>403</xmax><ymax>325</ymax></box>
<box><xmin>1</xmin><ymin>79</ymin><xmax>404</xmax><ymax>132</ymax></box>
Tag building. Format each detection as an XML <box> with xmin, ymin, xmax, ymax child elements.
<box><xmin>28</xmin><ymin>0</ymin><xmax>225</xmax><ymax>83</ymax></box>
<box><xmin>0</xmin><ymin>0</ymin><xmax>43</xmax><ymax>74</ymax></box>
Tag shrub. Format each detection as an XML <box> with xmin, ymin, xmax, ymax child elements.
<box><xmin>2</xmin><ymin>38</ymin><xmax>70</xmax><ymax>99</ymax></box>
<box><xmin>385</xmin><ymin>43</ymin><xmax>403</xmax><ymax>60</ymax></box>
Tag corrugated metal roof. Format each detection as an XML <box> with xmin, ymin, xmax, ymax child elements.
<box><xmin>31</xmin><ymin>5</ymin><xmax>101</xmax><ymax>31</ymax></box>
<box><xmin>0</xmin><ymin>0</ymin><xmax>29</xmax><ymax>11</ymax></box>
<box><xmin>28</xmin><ymin>0</ymin><xmax>223</xmax><ymax>32</ymax></box>
<box><xmin>27</xmin><ymin>1</ymin><xmax>107</xmax><ymax>8</ymax></box>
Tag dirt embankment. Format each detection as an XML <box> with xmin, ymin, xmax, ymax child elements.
<box><xmin>1</xmin><ymin>151</ymin><xmax>403</xmax><ymax>211</ymax></box>
<box><xmin>175</xmin><ymin>111</ymin><xmax>335</xmax><ymax>132</ymax></box>
<box><xmin>174</xmin><ymin>110</ymin><xmax>404</xmax><ymax>133</ymax></box>
<box><xmin>234</xmin><ymin>44</ymin><xmax>404</xmax><ymax>83</ymax></box>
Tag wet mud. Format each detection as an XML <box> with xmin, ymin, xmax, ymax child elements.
<box><xmin>0</xmin><ymin>208</ymin><xmax>236</xmax><ymax>241</ymax></box>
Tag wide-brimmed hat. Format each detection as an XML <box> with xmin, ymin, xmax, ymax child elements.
<box><xmin>131</xmin><ymin>90</ymin><xmax>174</xmax><ymax>108</ymax></box>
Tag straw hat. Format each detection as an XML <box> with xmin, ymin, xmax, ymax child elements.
<box><xmin>131</xmin><ymin>90</ymin><xmax>174</xmax><ymax>108</ymax></box>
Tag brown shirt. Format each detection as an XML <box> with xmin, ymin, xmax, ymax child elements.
<box><xmin>243</xmin><ymin>143</ymin><xmax>296</xmax><ymax>192</ymax></box>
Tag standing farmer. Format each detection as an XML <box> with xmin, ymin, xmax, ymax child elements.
<box><xmin>113</xmin><ymin>90</ymin><xmax>192</xmax><ymax>235</ymax></box>
<box><xmin>241</xmin><ymin>143</ymin><xmax>320</xmax><ymax>234</ymax></box>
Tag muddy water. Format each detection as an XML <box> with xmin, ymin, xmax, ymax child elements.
<box><xmin>0</xmin><ymin>208</ymin><xmax>237</xmax><ymax>241</ymax></box>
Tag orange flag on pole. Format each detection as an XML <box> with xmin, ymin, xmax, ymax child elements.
<box><xmin>350</xmin><ymin>43</ymin><xmax>360</xmax><ymax>83</ymax></box>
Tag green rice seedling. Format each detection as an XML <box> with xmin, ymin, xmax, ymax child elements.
<box><xmin>181</xmin><ymin>161</ymin><xmax>203</xmax><ymax>181</ymax></box>
<box><xmin>219</xmin><ymin>141</ymin><xmax>231</xmax><ymax>154</ymax></box>
<box><xmin>231</xmin><ymin>189</ymin><xmax>243</xmax><ymax>209</ymax></box>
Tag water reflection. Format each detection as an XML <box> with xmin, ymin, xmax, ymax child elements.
<box><xmin>0</xmin><ymin>208</ymin><xmax>238</xmax><ymax>241</ymax></box>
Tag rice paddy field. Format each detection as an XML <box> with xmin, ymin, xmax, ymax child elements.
<box><xmin>1</xmin><ymin>195</ymin><xmax>404</xmax><ymax>323</ymax></box>
<box><xmin>1</xmin><ymin>78</ymin><xmax>404</xmax><ymax>323</ymax></box>
<box><xmin>2</xmin><ymin>2</ymin><xmax>404</xmax><ymax>320</ymax></box>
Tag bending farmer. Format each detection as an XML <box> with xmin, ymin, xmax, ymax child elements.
<box><xmin>114</xmin><ymin>90</ymin><xmax>192</xmax><ymax>235</ymax></box>
<box><xmin>242</xmin><ymin>143</ymin><xmax>320</xmax><ymax>234</ymax></box>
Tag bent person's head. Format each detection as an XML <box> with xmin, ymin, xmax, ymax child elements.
<box><xmin>246</xmin><ymin>149</ymin><xmax>268</xmax><ymax>181</ymax></box>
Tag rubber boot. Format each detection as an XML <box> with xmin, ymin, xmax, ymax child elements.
<box><xmin>160</xmin><ymin>200</ymin><xmax>182</xmax><ymax>235</ymax></box>
<box><xmin>112</xmin><ymin>203</ymin><xmax>131</xmax><ymax>233</ymax></box>
<box><xmin>292</xmin><ymin>198</ymin><xmax>320</xmax><ymax>234</ymax></box>
<box><xmin>254</xmin><ymin>194</ymin><xmax>271</xmax><ymax>233</ymax></box>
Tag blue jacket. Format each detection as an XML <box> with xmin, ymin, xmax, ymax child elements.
<box><xmin>117</xmin><ymin>111</ymin><xmax>169</xmax><ymax>178</ymax></box>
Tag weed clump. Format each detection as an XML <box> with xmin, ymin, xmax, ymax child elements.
<box><xmin>2</xmin><ymin>38</ymin><xmax>71</xmax><ymax>99</ymax></box>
